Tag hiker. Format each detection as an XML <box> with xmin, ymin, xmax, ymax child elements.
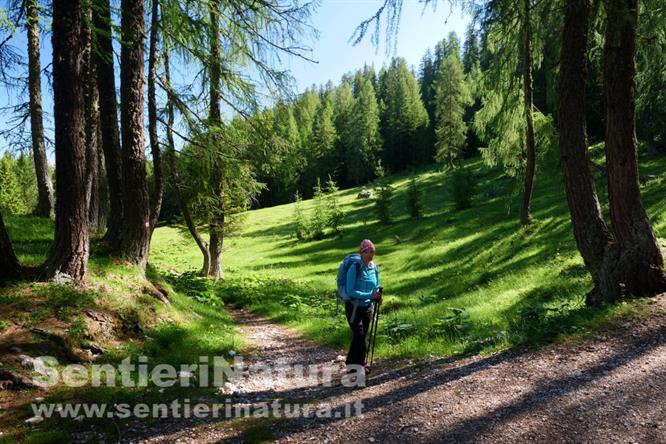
<box><xmin>345</xmin><ymin>239</ymin><xmax>382</xmax><ymax>371</ymax></box>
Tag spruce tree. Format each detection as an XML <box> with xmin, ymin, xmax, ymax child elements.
<box><xmin>333</xmin><ymin>82</ymin><xmax>355</xmax><ymax>186</ymax></box>
<box><xmin>380</xmin><ymin>57</ymin><xmax>430</xmax><ymax>171</ymax></box>
<box><xmin>462</xmin><ymin>26</ymin><xmax>480</xmax><ymax>74</ymax></box>
<box><xmin>433</xmin><ymin>53</ymin><xmax>470</xmax><ymax>168</ymax></box>
<box><xmin>407</xmin><ymin>176</ymin><xmax>423</xmax><ymax>218</ymax></box>
<box><xmin>348</xmin><ymin>79</ymin><xmax>382</xmax><ymax>185</ymax></box>
<box><xmin>307</xmin><ymin>96</ymin><xmax>337</xmax><ymax>193</ymax></box>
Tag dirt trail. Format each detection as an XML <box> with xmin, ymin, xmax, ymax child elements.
<box><xmin>118</xmin><ymin>297</ymin><xmax>666</xmax><ymax>443</ymax></box>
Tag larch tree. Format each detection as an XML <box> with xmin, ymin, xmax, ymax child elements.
<box><xmin>159</xmin><ymin>0</ymin><xmax>315</xmax><ymax>277</ymax></box>
<box><xmin>45</xmin><ymin>0</ymin><xmax>89</xmax><ymax>282</ymax></box>
<box><xmin>25</xmin><ymin>0</ymin><xmax>54</xmax><ymax>218</ymax></box>
<box><xmin>147</xmin><ymin>0</ymin><xmax>164</xmax><ymax>231</ymax></box>
<box><xmin>519</xmin><ymin>0</ymin><xmax>537</xmax><ymax>226</ymax></box>
<box><xmin>559</xmin><ymin>0</ymin><xmax>666</xmax><ymax>303</ymax></box>
<box><xmin>601</xmin><ymin>0</ymin><xmax>666</xmax><ymax>299</ymax></box>
<box><xmin>93</xmin><ymin>0</ymin><xmax>124</xmax><ymax>250</ymax></box>
<box><xmin>119</xmin><ymin>0</ymin><xmax>151</xmax><ymax>268</ymax></box>
<box><xmin>82</xmin><ymin>1</ymin><xmax>107</xmax><ymax>234</ymax></box>
<box><xmin>206</xmin><ymin>0</ymin><xmax>225</xmax><ymax>280</ymax></box>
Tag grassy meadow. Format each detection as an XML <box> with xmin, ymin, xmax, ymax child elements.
<box><xmin>150</xmin><ymin>146</ymin><xmax>666</xmax><ymax>359</ymax></box>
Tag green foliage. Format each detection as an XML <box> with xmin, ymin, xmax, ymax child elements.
<box><xmin>333</xmin><ymin>82</ymin><xmax>355</xmax><ymax>184</ymax></box>
<box><xmin>348</xmin><ymin>79</ymin><xmax>382</xmax><ymax>185</ymax></box>
<box><xmin>178</xmin><ymin>118</ymin><xmax>264</xmax><ymax>246</ymax></box>
<box><xmin>378</xmin><ymin>57</ymin><xmax>430</xmax><ymax>170</ymax></box>
<box><xmin>164</xmin><ymin>270</ymin><xmax>220</xmax><ymax>306</ymax></box>
<box><xmin>636</xmin><ymin>0</ymin><xmax>666</xmax><ymax>149</ymax></box>
<box><xmin>291</xmin><ymin>177</ymin><xmax>344</xmax><ymax>241</ymax></box>
<box><xmin>67</xmin><ymin>319</ymin><xmax>87</xmax><ymax>347</ymax></box>
<box><xmin>309</xmin><ymin>178</ymin><xmax>327</xmax><ymax>240</ymax></box>
<box><xmin>470</xmin><ymin>0</ymin><xmax>561</xmax><ymax>183</ymax></box>
<box><xmin>406</xmin><ymin>176</ymin><xmax>423</xmax><ymax>218</ymax></box>
<box><xmin>433</xmin><ymin>51</ymin><xmax>471</xmax><ymax>168</ymax></box>
<box><xmin>462</xmin><ymin>26</ymin><xmax>481</xmax><ymax>74</ymax></box>
<box><xmin>325</xmin><ymin>176</ymin><xmax>344</xmax><ymax>234</ymax></box>
<box><xmin>451</xmin><ymin>168</ymin><xmax>475</xmax><ymax>210</ymax></box>
<box><xmin>430</xmin><ymin>307</ymin><xmax>471</xmax><ymax>338</ymax></box>
<box><xmin>15</xmin><ymin>153</ymin><xmax>38</xmax><ymax>212</ymax></box>
<box><xmin>374</xmin><ymin>166</ymin><xmax>394</xmax><ymax>224</ymax></box>
<box><xmin>0</xmin><ymin>151</ymin><xmax>29</xmax><ymax>215</ymax></box>
<box><xmin>292</xmin><ymin>191</ymin><xmax>308</xmax><ymax>240</ymax></box>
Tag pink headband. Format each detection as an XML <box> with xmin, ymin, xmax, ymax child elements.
<box><xmin>359</xmin><ymin>239</ymin><xmax>375</xmax><ymax>253</ymax></box>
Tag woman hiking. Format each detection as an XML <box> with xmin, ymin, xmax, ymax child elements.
<box><xmin>344</xmin><ymin>239</ymin><xmax>382</xmax><ymax>375</ymax></box>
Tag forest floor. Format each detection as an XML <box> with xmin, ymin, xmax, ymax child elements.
<box><xmin>112</xmin><ymin>293</ymin><xmax>666</xmax><ymax>444</ymax></box>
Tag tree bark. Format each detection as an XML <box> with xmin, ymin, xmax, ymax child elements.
<box><xmin>559</xmin><ymin>0</ymin><xmax>618</xmax><ymax>303</ymax></box>
<box><xmin>163</xmin><ymin>43</ymin><xmax>211</xmax><ymax>275</ymax></box>
<box><xmin>93</xmin><ymin>0</ymin><xmax>124</xmax><ymax>250</ymax></box>
<box><xmin>120</xmin><ymin>0</ymin><xmax>151</xmax><ymax>268</ymax></box>
<box><xmin>603</xmin><ymin>0</ymin><xmax>666</xmax><ymax>296</ymax></box>
<box><xmin>209</xmin><ymin>226</ymin><xmax>223</xmax><ymax>280</ymax></box>
<box><xmin>0</xmin><ymin>212</ymin><xmax>22</xmax><ymax>281</ymax></box>
<box><xmin>148</xmin><ymin>0</ymin><xmax>164</xmax><ymax>231</ymax></box>
<box><xmin>45</xmin><ymin>0</ymin><xmax>89</xmax><ymax>283</ymax></box>
<box><xmin>520</xmin><ymin>0</ymin><xmax>536</xmax><ymax>227</ymax></box>
<box><xmin>82</xmin><ymin>6</ymin><xmax>104</xmax><ymax>233</ymax></box>
<box><xmin>26</xmin><ymin>0</ymin><xmax>54</xmax><ymax>218</ymax></box>
<box><xmin>207</xmin><ymin>1</ymin><xmax>224</xmax><ymax>280</ymax></box>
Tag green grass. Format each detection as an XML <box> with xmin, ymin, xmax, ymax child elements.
<box><xmin>151</xmin><ymin>147</ymin><xmax>666</xmax><ymax>359</ymax></box>
<box><xmin>1</xmin><ymin>219</ymin><xmax>245</xmax><ymax>443</ymax></box>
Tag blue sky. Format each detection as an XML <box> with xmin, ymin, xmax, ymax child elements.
<box><xmin>288</xmin><ymin>0</ymin><xmax>470</xmax><ymax>93</ymax></box>
<box><xmin>0</xmin><ymin>0</ymin><xmax>470</xmax><ymax>157</ymax></box>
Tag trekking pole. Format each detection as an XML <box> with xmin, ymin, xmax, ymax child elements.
<box><xmin>369</xmin><ymin>301</ymin><xmax>381</xmax><ymax>368</ymax></box>
<box><xmin>365</xmin><ymin>303</ymin><xmax>377</xmax><ymax>365</ymax></box>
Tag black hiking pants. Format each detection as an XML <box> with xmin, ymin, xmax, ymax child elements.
<box><xmin>345</xmin><ymin>302</ymin><xmax>373</xmax><ymax>366</ymax></box>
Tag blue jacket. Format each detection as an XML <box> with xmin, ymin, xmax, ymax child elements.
<box><xmin>346</xmin><ymin>261</ymin><xmax>379</xmax><ymax>307</ymax></box>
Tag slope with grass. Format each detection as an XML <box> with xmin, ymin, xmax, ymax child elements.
<box><xmin>0</xmin><ymin>217</ymin><xmax>244</xmax><ymax>443</ymax></box>
<box><xmin>152</xmin><ymin>148</ymin><xmax>666</xmax><ymax>359</ymax></box>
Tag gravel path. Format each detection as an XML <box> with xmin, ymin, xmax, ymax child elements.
<box><xmin>119</xmin><ymin>296</ymin><xmax>666</xmax><ymax>443</ymax></box>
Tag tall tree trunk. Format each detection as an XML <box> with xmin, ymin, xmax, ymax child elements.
<box><xmin>520</xmin><ymin>0</ymin><xmax>536</xmax><ymax>226</ymax></box>
<box><xmin>93</xmin><ymin>0</ymin><xmax>124</xmax><ymax>250</ymax></box>
<box><xmin>148</xmin><ymin>0</ymin><xmax>164</xmax><ymax>231</ymax></box>
<box><xmin>603</xmin><ymin>0</ymin><xmax>666</xmax><ymax>295</ymax></box>
<box><xmin>163</xmin><ymin>43</ymin><xmax>211</xmax><ymax>275</ymax></box>
<box><xmin>0</xmin><ymin>212</ymin><xmax>22</xmax><ymax>281</ymax></box>
<box><xmin>46</xmin><ymin>0</ymin><xmax>89</xmax><ymax>282</ymax></box>
<box><xmin>82</xmin><ymin>5</ymin><xmax>103</xmax><ymax>233</ymax></box>
<box><xmin>26</xmin><ymin>0</ymin><xmax>54</xmax><ymax>218</ymax></box>
<box><xmin>209</xmin><ymin>226</ymin><xmax>222</xmax><ymax>279</ymax></box>
<box><xmin>120</xmin><ymin>0</ymin><xmax>150</xmax><ymax>268</ymax></box>
<box><xmin>207</xmin><ymin>1</ymin><xmax>224</xmax><ymax>280</ymax></box>
<box><xmin>559</xmin><ymin>0</ymin><xmax>618</xmax><ymax>303</ymax></box>
<box><xmin>97</xmin><ymin>143</ymin><xmax>109</xmax><ymax>231</ymax></box>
